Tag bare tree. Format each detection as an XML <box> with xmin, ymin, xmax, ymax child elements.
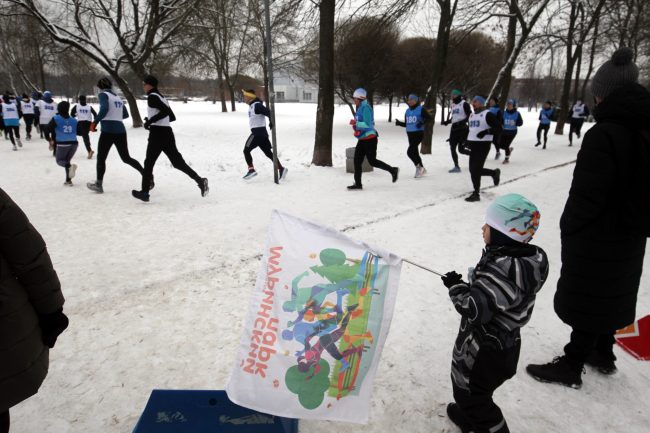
<box><xmin>9</xmin><ymin>0</ymin><xmax>199</xmax><ymax>127</ymax></box>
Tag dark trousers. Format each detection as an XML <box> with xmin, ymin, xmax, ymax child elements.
<box><xmin>449</xmin><ymin>126</ymin><xmax>470</xmax><ymax>167</ymax></box>
<box><xmin>353</xmin><ymin>137</ymin><xmax>394</xmax><ymax>186</ymax></box>
<box><xmin>0</xmin><ymin>410</ymin><xmax>8</xmax><ymax>433</ymax></box>
<box><xmin>56</xmin><ymin>143</ymin><xmax>78</xmax><ymax>181</ymax></box>
<box><xmin>499</xmin><ymin>132</ymin><xmax>517</xmax><ymax>157</ymax></box>
<box><xmin>42</xmin><ymin>123</ymin><xmax>53</xmax><ymax>142</ymax></box>
<box><xmin>453</xmin><ymin>343</ymin><xmax>519</xmax><ymax>433</ymax></box>
<box><xmin>23</xmin><ymin>114</ymin><xmax>34</xmax><ymax>136</ymax></box>
<box><xmin>96</xmin><ymin>132</ymin><xmax>143</xmax><ymax>181</ymax></box>
<box><xmin>243</xmin><ymin>134</ymin><xmax>282</xmax><ymax>169</ymax></box>
<box><xmin>77</xmin><ymin>121</ymin><xmax>92</xmax><ymax>152</ymax></box>
<box><xmin>141</xmin><ymin>127</ymin><xmax>201</xmax><ymax>191</ymax></box>
<box><xmin>564</xmin><ymin>329</ymin><xmax>616</xmax><ymax>364</ymax></box>
<box><xmin>468</xmin><ymin>141</ymin><xmax>495</xmax><ymax>193</ymax></box>
<box><xmin>406</xmin><ymin>131</ymin><xmax>424</xmax><ymax>167</ymax></box>
<box><xmin>536</xmin><ymin>123</ymin><xmax>550</xmax><ymax>145</ymax></box>
<box><xmin>492</xmin><ymin>134</ymin><xmax>501</xmax><ymax>154</ymax></box>
<box><xmin>5</xmin><ymin>125</ymin><xmax>19</xmax><ymax>145</ymax></box>
<box><xmin>568</xmin><ymin>118</ymin><xmax>585</xmax><ymax>144</ymax></box>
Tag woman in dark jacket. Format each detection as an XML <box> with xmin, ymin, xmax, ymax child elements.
<box><xmin>0</xmin><ymin>188</ymin><xmax>69</xmax><ymax>433</ymax></box>
<box><xmin>527</xmin><ymin>48</ymin><xmax>650</xmax><ymax>389</ymax></box>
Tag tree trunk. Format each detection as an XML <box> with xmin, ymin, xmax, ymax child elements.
<box><xmin>554</xmin><ymin>2</ymin><xmax>578</xmax><ymax>135</ymax></box>
<box><xmin>580</xmin><ymin>14</ymin><xmax>600</xmax><ymax>101</ymax></box>
<box><xmin>217</xmin><ymin>69</ymin><xmax>227</xmax><ymax>112</ymax></box>
<box><xmin>422</xmin><ymin>0</ymin><xmax>452</xmax><ymax>154</ymax></box>
<box><xmin>228</xmin><ymin>82</ymin><xmax>237</xmax><ymax>112</ymax></box>
<box><xmin>498</xmin><ymin>0</ymin><xmax>518</xmax><ymax>102</ymax></box>
<box><xmin>113</xmin><ymin>74</ymin><xmax>143</xmax><ymax>128</ymax></box>
<box><xmin>572</xmin><ymin>44</ymin><xmax>582</xmax><ymax>102</ymax></box>
<box><xmin>312</xmin><ymin>0</ymin><xmax>335</xmax><ymax>166</ymax></box>
<box><xmin>388</xmin><ymin>95</ymin><xmax>393</xmax><ymax>122</ymax></box>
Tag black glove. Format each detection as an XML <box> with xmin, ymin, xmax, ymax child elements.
<box><xmin>143</xmin><ymin>117</ymin><xmax>151</xmax><ymax>130</ymax></box>
<box><xmin>441</xmin><ymin>271</ymin><xmax>464</xmax><ymax>289</ymax></box>
<box><xmin>442</xmin><ymin>120</ymin><xmax>450</xmax><ymax>126</ymax></box>
<box><xmin>269</xmin><ymin>121</ymin><xmax>274</xmax><ymax>130</ymax></box>
<box><xmin>39</xmin><ymin>308</ymin><xmax>69</xmax><ymax>348</ymax></box>
<box><xmin>476</xmin><ymin>129</ymin><xmax>490</xmax><ymax>139</ymax></box>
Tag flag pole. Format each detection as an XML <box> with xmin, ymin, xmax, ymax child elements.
<box><xmin>263</xmin><ymin>0</ymin><xmax>279</xmax><ymax>184</ymax></box>
<box><xmin>402</xmin><ymin>258</ymin><xmax>444</xmax><ymax>277</ymax></box>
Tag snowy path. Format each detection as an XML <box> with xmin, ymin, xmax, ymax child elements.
<box><xmin>1</xmin><ymin>102</ymin><xmax>648</xmax><ymax>432</ymax></box>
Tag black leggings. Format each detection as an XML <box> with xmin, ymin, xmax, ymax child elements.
<box><xmin>4</xmin><ymin>125</ymin><xmax>19</xmax><ymax>145</ymax></box>
<box><xmin>24</xmin><ymin>114</ymin><xmax>35</xmax><ymax>136</ymax></box>
<box><xmin>536</xmin><ymin>123</ymin><xmax>550</xmax><ymax>145</ymax></box>
<box><xmin>141</xmin><ymin>127</ymin><xmax>201</xmax><ymax>191</ymax></box>
<box><xmin>406</xmin><ymin>131</ymin><xmax>424</xmax><ymax>167</ymax></box>
<box><xmin>353</xmin><ymin>137</ymin><xmax>394</xmax><ymax>186</ymax></box>
<box><xmin>243</xmin><ymin>134</ymin><xmax>282</xmax><ymax>169</ymax></box>
<box><xmin>0</xmin><ymin>410</ymin><xmax>8</xmax><ymax>433</ymax></box>
<box><xmin>77</xmin><ymin>121</ymin><xmax>92</xmax><ymax>152</ymax></box>
<box><xmin>468</xmin><ymin>141</ymin><xmax>495</xmax><ymax>193</ymax></box>
<box><xmin>569</xmin><ymin>118</ymin><xmax>585</xmax><ymax>144</ymax></box>
<box><xmin>499</xmin><ymin>132</ymin><xmax>517</xmax><ymax>157</ymax></box>
<box><xmin>96</xmin><ymin>132</ymin><xmax>143</xmax><ymax>181</ymax></box>
<box><xmin>449</xmin><ymin>126</ymin><xmax>470</xmax><ymax>167</ymax></box>
<box><xmin>564</xmin><ymin>329</ymin><xmax>616</xmax><ymax>364</ymax></box>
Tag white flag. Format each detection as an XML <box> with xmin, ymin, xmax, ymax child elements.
<box><xmin>226</xmin><ymin>210</ymin><xmax>402</xmax><ymax>423</ymax></box>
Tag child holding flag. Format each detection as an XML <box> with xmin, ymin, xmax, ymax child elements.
<box><xmin>441</xmin><ymin>193</ymin><xmax>549</xmax><ymax>433</ymax></box>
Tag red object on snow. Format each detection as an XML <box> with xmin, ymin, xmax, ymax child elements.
<box><xmin>616</xmin><ymin>315</ymin><xmax>650</xmax><ymax>360</ymax></box>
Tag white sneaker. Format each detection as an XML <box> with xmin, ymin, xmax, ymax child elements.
<box><xmin>243</xmin><ymin>169</ymin><xmax>258</xmax><ymax>180</ymax></box>
<box><xmin>69</xmin><ymin>163</ymin><xmax>77</xmax><ymax>179</ymax></box>
<box><xmin>280</xmin><ymin>167</ymin><xmax>288</xmax><ymax>180</ymax></box>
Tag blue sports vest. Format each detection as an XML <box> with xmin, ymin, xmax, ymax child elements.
<box><xmin>53</xmin><ymin>115</ymin><xmax>78</xmax><ymax>142</ymax></box>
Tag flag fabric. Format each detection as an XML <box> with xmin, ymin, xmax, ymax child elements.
<box><xmin>226</xmin><ymin>210</ymin><xmax>402</xmax><ymax>424</ymax></box>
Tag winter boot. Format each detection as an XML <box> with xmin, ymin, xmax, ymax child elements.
<box><xmin>585</xmin><ymin>351</ymin><xmax>617</xmax><ymax>375</ymax></box>
<box><xmin>464</xmin><ymin>192</ymin><xmax>480</xmax><ymax>202</ymax></box>
<box><xmin>198</xmin><ymin>178</ymin><xmax>209</xmax><ymax>197</ymax></box>
<box><xmin>526</xmin><ymin>356</ymin><xmax>584</xmax><ymax>389</ymax></box>
<box><xmin>243</xmin><ymin>169</ymin><xmax>257</xmax><ymax>180</ymax></box>
<box><xmin>446</xmin><ymin>403</ymin><xmax>472</xmax><ymax>433</ymax></box>
<box><xmin>87</xmin><ymin>181</ymin><xmax>104</xmax><ymax>193</ymax></box>
<box><xmin>493</xmin><ymin>168</ymin><xmax>501</xmax><ymax>186</ymax></box>
<box><xmin>132</xmin><ymin>190</ymin><xmax>150</xmax><ymax>202</ymax></box>
<box><xmin>391</xmin><ymin>167</ymin><xmax>399</xmax><ymax>183</ymax></box>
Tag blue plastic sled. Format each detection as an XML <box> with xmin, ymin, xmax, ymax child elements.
<box><xmin>132</xmin><ymin>390</ymin><xmax>298</xmax><ymax>433</ymax></box>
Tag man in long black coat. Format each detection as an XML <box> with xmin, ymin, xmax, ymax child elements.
<box><xmin>0</xmin><ymin>188</ymin><xmax>69</xmax><ymax>433</ymax></box>
<box><xmin>527</xmin><ymin>47</ymin><xmax>650</xmax><ymax>389</ymax></box>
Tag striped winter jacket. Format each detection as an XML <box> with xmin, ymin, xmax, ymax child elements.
<box><xmin>449</xmin><ymin>243</ymin><xmax>549</xmax><ymax>390</ymax></box>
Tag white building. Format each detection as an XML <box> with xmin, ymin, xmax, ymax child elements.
<box><xmin>273</xmin><ymin>74</ymin><xmax>318</xmax><ymax>103</ymax></box>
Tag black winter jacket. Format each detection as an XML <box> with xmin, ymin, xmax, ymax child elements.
<box><xmin>555</xmin><ymin>83</ymin><xmax>650</xmax><ymax>333</ymax></box>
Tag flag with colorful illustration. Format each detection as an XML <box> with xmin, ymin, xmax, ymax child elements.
<box><xmin>226</xmin><ymin>210</ymin><xmax>402</xmax><ymax>423</ymax></box>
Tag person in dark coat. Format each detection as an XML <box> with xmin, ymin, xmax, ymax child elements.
<box><xmin>0</xmin><ymin>188</ymin><xmax>69</xmax><ymax>433</ymax></box>
<box><xmin>527</xmin><ymin>47</ymin><xmax>650</xmax><ymax>389</ymax></box>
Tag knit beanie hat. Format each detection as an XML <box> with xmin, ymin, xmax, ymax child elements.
<box><xmin>143</xmin><ymin>74</ymin><xmax>158</xmax><ymax>87</ymax></box>
<box><xmin>451</xmin><ymin>89</ymin><xmax>461</xmax><ymax>96</ymax></box>
<box><xmin>485</xmin><ymin>193</ymin><xmax>540</xmax><ymax>243</ymax></box>
<box><xmin>353</xmin><ymin>88</ymin><xmax>367</xmax><ymax>99</ymax></box>
<box><xmin>591</xmin><ymin>47</ymin><xmax>639</xmax><ymax>99</ymax></box>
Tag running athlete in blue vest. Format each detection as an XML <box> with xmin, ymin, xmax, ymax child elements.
<box><xmin>535</xmin><ymin>101</ymin><xmax>555</xmax><ymax>149</ymax></box>
<box><xmin>87</xmin><ymin>77</ymin><xmax>144</xmax><ymax>193</ymax></box>
<box><xmin>395</xmin><ymin>94</ymin><xmax>432</xmax><ymax>178</ymax></box>
<box><xmin>48</xmin><ymin>101</ymin><xmax>78</xmax><ymax>186</ymax></box>
<box><xmin>500</xmin><ymin>100</ymin><xmax>523</xmax><ymax>164</ymax></box>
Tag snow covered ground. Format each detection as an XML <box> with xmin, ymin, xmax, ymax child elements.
<box><xmin>1</xmin><ymin>101</ymin><xmax>649</xmax><ymax>433</ymax></box>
